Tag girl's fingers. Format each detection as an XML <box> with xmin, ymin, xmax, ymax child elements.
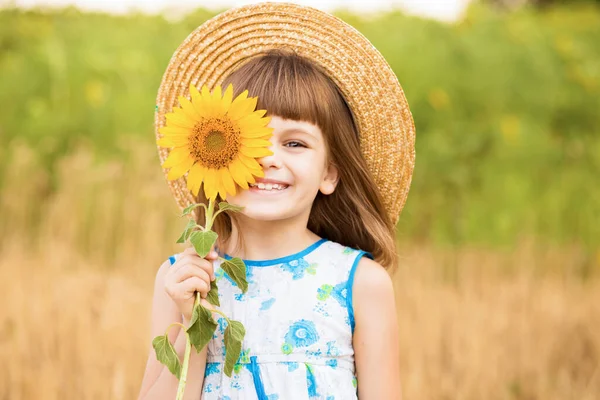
<box><xmin>173</xmin><ymin>255</ymin><xmax>215</xmax><ymax>277</ymax></box>
<box><xmin>180</xmin><ymin>276</ymin><xmax>210</xmax><ymax>298</ymax></box>
<box><xmin>172</xmin><ymin>246</ymin><xmax>217</xmax><ymax>280</ymax></box>
<box><xmin>205</xmin><ymin>249</ymin><xmax>218</xmax><ymax>261</ymax></box>
<box><xmin>172</xmin><ymin>264</ymin><xmax>211</xmax><ymax>286</ymax></box>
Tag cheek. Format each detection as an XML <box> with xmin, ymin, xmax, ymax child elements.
<box><xmin>292</xmin><ymin>158</ymin><xmax>325</xmax><ymax>187</ymax></box>
<box><xmin>225</xmin><ymin>187</ymin><xmax>251</xmax><ymax>206</ymax></box>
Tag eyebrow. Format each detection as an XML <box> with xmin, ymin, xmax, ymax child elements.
<box><xmin>280</xmin><ymin>127</ymin><xmax>318</xmax><ymax>140</ymax></box>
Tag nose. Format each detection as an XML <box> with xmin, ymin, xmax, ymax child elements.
<box><xmin>258</xmin><ymin>143</ymin><xmax>282</xmax><ymax>170</ymax></box>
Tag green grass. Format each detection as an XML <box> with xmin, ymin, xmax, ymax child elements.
<box><xmin>0</xmin><ymin>3</ymin><xmax>599</xmax><ymax>250</ymax></box>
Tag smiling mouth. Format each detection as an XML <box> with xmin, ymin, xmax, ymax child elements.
<box><xmin>249</xmin><ymin>182</ymin><xmax>290</xmax><ymax>192</ymax></box>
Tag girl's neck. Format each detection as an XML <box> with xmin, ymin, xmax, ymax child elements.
<box><xmin>223</xmin><ymin>214</ymin><xmax>322</xmax><ymax>261</ymax></box>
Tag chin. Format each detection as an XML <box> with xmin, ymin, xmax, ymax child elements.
<box><xmin>237</xmin><ymin>204</ymin><xmax>297</xmax><ymax>222</ymax></box>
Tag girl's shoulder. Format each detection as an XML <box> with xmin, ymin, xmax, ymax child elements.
<box><xmin>317</xmin><ymin>238</ymin><xmax>375</xmax><ymax>264</ymax></box>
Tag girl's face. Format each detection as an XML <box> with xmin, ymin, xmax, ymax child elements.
<box><xmin>226</xmin><ymin>115</ymin><xmax>338</xmax><ymax>222</ymax></box>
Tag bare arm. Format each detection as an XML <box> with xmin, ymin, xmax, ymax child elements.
<box><xmin>138</xmin><ymin>259</ymin><xmax>208</xmax><ymax>400</ymax></box>
<box><xmin>352</xmin><ymin>257</ymin><xmax>403</xmax><ymax>400</ymax></box>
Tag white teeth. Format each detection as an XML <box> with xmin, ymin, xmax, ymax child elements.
<box><xmin>250</xmin><ymin>182</ymin><xmax>288</xmax><ymax>191</ymax></box>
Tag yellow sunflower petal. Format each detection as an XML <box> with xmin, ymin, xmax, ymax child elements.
<box><xmin>219</xmin><ymin>167</ymin><xmax>237</xmax><ymax>196</ymax></box>
<box><xmin>157</xmin><ymin>137</ymin><xmax>176</xmax><ymax>148</ymax></box>
<box><xmin>228</xmin><ymin>95</ymin><xmax>258</xmax><ymax>121</ymax></box>
<box><xmin>228</xmin><ymin>159</ymin><xmax>249</xmax><ymax>190</ymax></box>
<box><xmin>157</xmin><ymin>134</ymin><xmax>189</xmax><ymax>147</ymax></box>
<box><xmin>241</xmin><ymin>167</ymin><xmax>256</xmax><ymax>184</ymax></box>
<box><xmin>240</xmin><ymin>96</ymin><xmax>258</xmax><ymax>116</ymax></box>
<box><xmin>241</xmin><ymin>138</ymin><xmax>272</xmax><ymax>148</ymax></box>
<box><xmin>189</xmin><ymin>83</ymin><xmax>200</xmax><ymax>99</ymax></box>
<box><xmin>186</xmin><ymin>163</ymin><xmax>205</xmax><ymax>196</ymax></box>
<box><xmin>221</xmin><ymin>84</ymin><xmax>233</xmax><ymax>114</ymax></box>
<box><xmin>178</xmin><ymin>95</ymin><xmax>201</xmax><ymax>120</ymax></box>
<box><xmin>201</xmin><ymin>85</ymin><xmax>217</xmax><ymax>118</ymax></box>
<box><xmin>240</xmin><ymin>126</ymin><xmax>274</xmax><ymax>139</ymax></box>
<box><xmin>161</xmin><ymin>146</ymin><xmax>191</xmax><ymax>168</ymax></box>
<box><xmin>240</xmin><ymin>146</ymin><xmax>274</xmax><ymax>158</ymax></box>
<box><xmin>253</xmin><ymin>135</ymin><xmax>274</xmax><ymax>141</ymax></box>
<box><xmin>203</xmin><ymin>168</ymin><xmax>218</xmax><ymax>200</ymax></box>
<box><xmin>167</xmin><ymin>157</ymin><xmax>195</xmax><ymax>180</ymax></box>
<box><xmin>227</xmin><ymin>90</ymin><xmax>249</xmax><ymax>120</ymax></box>
<box><xmin>190</xmin><ymin>84</ymin><xmax>210</xmax><ymax>118</ymax></box>
<box><xmin>239</xmin><ymin>155</ymin><xmax>262</xmax><ymax>171</ymax></box>
<box><xmin>237</xmin><ymin>114</ymin><xmax>271</xmax><ymax>131</ymax></box>
<box><xmin>215</xmin><ymin>172</ymin><xmax>227</xmax><ymax>200</ymax></box>
<box><xmin>159</xmin><ymin>125</ymin><xmax>191</xmax><ymax>136</ymax></box>
<box><xmin>165</xmin><ymin>112</ymin><xmax>195</xmax><ymax>129</ymax></box>
<box><xmin>212</xmin><ymin>85</ymin><xmax>222</xmax><ymax>103</ymax></box>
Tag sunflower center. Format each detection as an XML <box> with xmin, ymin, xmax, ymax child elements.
<box><xmin>205</xmin><ymin>130</ymin><xmax>226</xmax><ymax>152</ymax></box>
<box><xmin>189</xmin><ymin>118</ymin><xmax>240</xmax><ymax>169</ymax></box>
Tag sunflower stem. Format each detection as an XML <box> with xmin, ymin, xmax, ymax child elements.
<box><xmin>205</xmin><ymin>199</ymin><xmax>215</xmax><ymax>231</ymax></box>
<box><xmin>175</xmin><ymin>298</ymin><xmax>195</xmax><ymax>400</ymax></box>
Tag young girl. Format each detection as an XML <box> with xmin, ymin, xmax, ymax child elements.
<box><xmin>139</xmin><ymin>4</ymin><xmax>415</xmax><ymax>400</ymax></box>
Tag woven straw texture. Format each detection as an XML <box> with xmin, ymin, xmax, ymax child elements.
<box><xmin>155</xmin><ymin>2</ymin><xmax>415</xmax><ymax>225</ymax></box>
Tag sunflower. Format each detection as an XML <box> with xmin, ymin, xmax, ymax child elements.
<box><xmin>157</xmin><ymin>83</ymin><xmax>274</xmax><ymax>200</ymax></box>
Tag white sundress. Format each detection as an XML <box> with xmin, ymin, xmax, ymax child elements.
<box><xmin>167</xmin><ymin>238</ymin><xmax>373</xmax><ymax>399</ymax></box>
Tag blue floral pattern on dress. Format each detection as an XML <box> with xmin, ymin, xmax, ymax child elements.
<box><xmin>306</xmin><ymin>363</ymin><xmax>319</xmax><ymax>398</ymax></box>
<box><xmin>330</xmin><ymin>282</ymin><xmax>348</xmax><ymax>308</ymax></box>
<box><xmin>260</xmin><ymin>298</ymin><xmax>276</xmax><ymax>310</ymax></box>
<box><xmin>283</xmin><ymin>319</ymin><xmax>319</xmax><ymax>349</ymax></box>
<box><xmin>167</xmin><ymin>239</ymin><xmax>371</xmax><ymax>399</ymax></box>
<box><xmin>280</xmin><ymin>257</ymin><xmax>317</xmax><ymax>280</ymax></box>
<box><xmin>205</xmin><ymin>363</ymin><xmax>220</xmax><ymax>377</ymax></box>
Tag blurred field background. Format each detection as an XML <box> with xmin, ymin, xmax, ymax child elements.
<box><xmin>1</xmin><ymin>0</ymin><xmax>599</xmax><ymax>399</ymax></box>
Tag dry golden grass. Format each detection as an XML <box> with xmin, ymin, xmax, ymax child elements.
<box><xmin>0</xmin><ymin>140</ymin><xmax>598</xmax><ymax>399</ymax></box>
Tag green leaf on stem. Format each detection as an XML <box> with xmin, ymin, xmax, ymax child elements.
<box><xmin>152</xmin><ymin>333</ymin><xmax>182</xmax><ymax>379</ymax></box>
<box><xmin>218</xmin><ymin>202</ymin><xmax>245</xmax><ymax>213</ymax></box>
<box><xmin>176</xmin><ymin>219</ymin><xmax>197</xmax><ymax>244</ymax></box>
<box><xmin>182</xmin><ymin>203</ymin><xmax>206</xmax><ymax>217</ymax></box>
<box><xmin>224</xmin><ymin>320</ymin><xmax>246</xmax><ymax>377</ymax></box>
<box><xmin>186</xmin><ymin>303</ymin><xmax>217</xmax><ymax>353</ymax></box>
<box><xmin>221</xmin><ymin>257</ymin><xmax>248</xmax><ymax>293</ymax></box>
<box><xmin>206</xmin><ymin>279</ymin><xmax>220</xmax><ymax>307</ymax></box>
<box><xmin>189</xmin><ymin>230</ymin><xmax>218</xmax><ymax>258</ymax></box>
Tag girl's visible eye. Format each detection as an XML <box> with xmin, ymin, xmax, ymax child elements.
<box><xmin>284</xmin><ymin>141</ymin><xmax>306</xmax><ymax>148</ymax></box>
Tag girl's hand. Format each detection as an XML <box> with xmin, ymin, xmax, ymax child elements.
<box><xmin>164</xmin><ymin>246</ymin><xmax>218</xmax><ymax>323</ymax></box>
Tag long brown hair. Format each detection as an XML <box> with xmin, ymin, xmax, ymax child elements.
<box><xmin>194</xmin><ymin>48</ymin><xmax>398</xmax><ymax>273</ymax></box>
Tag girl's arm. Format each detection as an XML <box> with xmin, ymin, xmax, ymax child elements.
<box><xmin>352</xmin><ymin>257</ymin><xmax>403</xmax><ymax>400</ymax></box>
<box><xmin>138</xmin><ymin>259</ymin><xmax>208</xmax><ymax>400</ymax></box>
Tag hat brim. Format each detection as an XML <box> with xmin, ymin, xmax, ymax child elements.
<box><xmin>155</xmin><ymin>2</ymin><xmax>415</xmax><ymax>225</ymax></box>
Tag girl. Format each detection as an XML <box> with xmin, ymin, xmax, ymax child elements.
<box><xmin>139</xmin><ymin>4</ymin><xmax>415</xmax><ymax>400</ymax></box>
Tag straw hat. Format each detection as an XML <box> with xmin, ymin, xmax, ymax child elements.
<box><xmin>155</xmin><ymin>2</ymin><xmax>415</xmax><ymax>225</ymax></box>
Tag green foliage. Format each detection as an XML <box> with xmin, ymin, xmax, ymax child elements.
<box><xmin>189</xmin><ymin>230</ymin><xmax>218</xmax><ymax>258</ymax></box>
<box><xmin>206</xmin><ymin>279</ymin><xmax>220</xmax><ymax>307</ymax></box>
<box><xmin>1</xmin><ymin>3</ymin><xmax>599</xmax><ymax>248</ymax></box>
<box><xmin>217</xmin><ymin>202</ymin><xmax>244</xmax><ymax>213</ymax></box>
<box><xmin>182</xmin><ymin>203</ymin><xmax>206</xmax><ymax>217</ymax></box>
<box><xmin>186</xmin><ymin>302</ymin><xmax>217</xmax><ymax>353</ymax></box>
<box><xmin>176</xmin><ymin>219</ymin><xmax>196</xmax><ymax>244</ymax></box>
<box><xmin>224</xmin><ymin>320</ymin><xmax>245</xmax><ymax>377</ymax></box>
<box><xmin>152</xmin><ymin>333</ymin><xmax>182</xmax><ymax>379</ymax></box>
<box><xmin>221</xmin><ymin>258</ymin><xmax>248</xmax><ymax>293</ymax></box>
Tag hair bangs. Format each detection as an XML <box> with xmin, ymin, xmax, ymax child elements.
<box><xmin>221</xmin><ymin>49</ymin><xmax>335</xmax><ymax>128</ymax></box>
